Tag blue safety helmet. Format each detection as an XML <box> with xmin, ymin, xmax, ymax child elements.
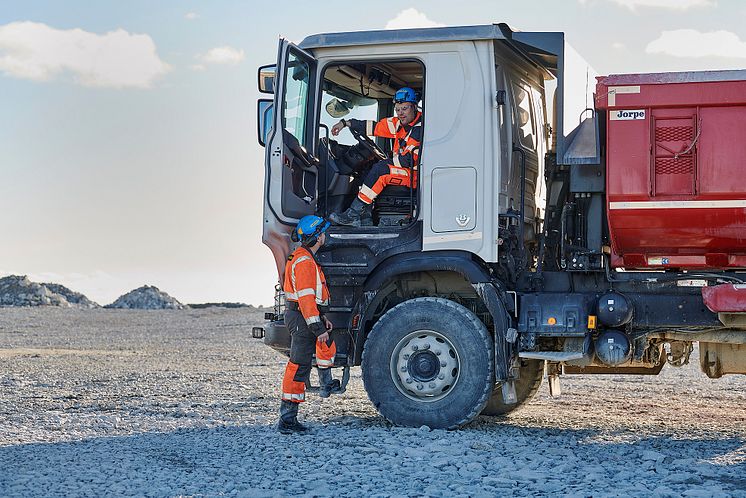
<box><xmin>291</xmin><ymin>215</ymin><xmax>330</xmax><ymax>246</ymax></box>
<box><xmin>393</xmin><ymin>87</ymin><xmax>418</xmax><ymax>104</ymax></box>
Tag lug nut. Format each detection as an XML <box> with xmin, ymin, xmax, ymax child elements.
<box><xmin>412</xmin><ymin>345</ymin><xmax>419</xmax><ymax>351</ymax></box>
<box><xmin>438</xmin><ymin>374</ymin><xmax>445</xmax><ymax>380</ymax></box>
<box><xmin>429</xmin><ymin>382</ymin><xmax>436</xmax><ymax>388</ymax></box>
<box><xmin>406</xmin><ymin>378</ymin><xmax>413</xmax><ymax>384</ymax></box>
<box><xmin>440</xmin><ymin>361</ymin><xmax>447</xmax><ymax>367</ymax></box>
<box><xmin>423</xmin><ymin>344</ymin><xmax>430</xmax><ymax>350</ymax></box>
<box><xmin>417</xmin><ymin>384</ymin><xmax>423</xmax><ymax>390</ymax></box>
<box><xmin>435</xmin><ymin>350</ymin><xmax>441</xmax><ymax>356</ymax></box>
<box><xmin>403</xmin><ymin>354</ymin><xmax>410</xmax><ymax>360</ymax></box>
<box><xmin>401</xmin><ymin>366</ymin><xmax>407</xmax><ymax>372</ymax></box>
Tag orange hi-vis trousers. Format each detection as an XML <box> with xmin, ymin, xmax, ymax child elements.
<box><xmin>357</xmin><ymin>160</ymin><xmax>416</xmax><ymax>205</ymax></box>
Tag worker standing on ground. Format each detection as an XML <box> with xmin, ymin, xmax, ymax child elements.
<box><xmin>329</xmin><ymin>87</ymin><xmax>422</xmax><ymax>227</ymax></box>
<box><xmin>278</xmin><ymin>215</ymin><xmax>340</xmax><ymax>434</ymax></box>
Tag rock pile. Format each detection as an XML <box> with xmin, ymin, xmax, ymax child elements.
<box><xmin>0</xmin><ymin>275</ymin><xmax>99</xmax><ymax>308</ymax></box>
<box><xmin>105</xmin><ymin>285</ymin><xmax>186</xmax><ymax>310</ymax></box>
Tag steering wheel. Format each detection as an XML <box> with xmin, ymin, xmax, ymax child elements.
<box><xmin>349</xmin><ymin>126</ymin><xmax>388</xmax><ymax>161</ymax></box>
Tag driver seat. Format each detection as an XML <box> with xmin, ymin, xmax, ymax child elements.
<box><xmin>374</xmin><ymin>185</ymin><xmax>416</xmax><ymax>226</ymax></box>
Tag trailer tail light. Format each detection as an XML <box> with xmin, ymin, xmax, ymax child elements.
<box><xmin>588</xmin><ymin>315</ymin><xmax>597</xmax><ymax>329</ymax></box>
<box><xmin>352</xmin><ymin>314</ymin><xmax>360</xmax><ymax>328</ymax></box>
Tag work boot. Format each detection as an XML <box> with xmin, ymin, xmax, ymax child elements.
<box><xmin>277</xmin><ymin>400</ymin><xmax>309</xmax><ymax>434</ymax></box>
<box><xmin>317</xmin><ymin>367</ymin><xmax>342</xmax><ymax>398</ymax></box>
<box><xmin>330</xmin><ymin>198</ymin><xmax>373</xmax><ymax>227</ymax></box>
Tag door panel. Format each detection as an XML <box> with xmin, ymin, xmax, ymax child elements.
<box><xmin>265</xmin><ymin>40</ymin><xmax>318</xmax><ymax>223</ymax></box>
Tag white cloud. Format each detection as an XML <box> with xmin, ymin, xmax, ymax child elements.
<box><xmin>612</xmin><ymin>42</ymin><xmax>626</xmax><ymax>50</ymax></box>
<box><xmin>646</xmin><ymin>29</ymin><xmax>746</xmax><ymax>58</ymax></box>
<box><xmin>189</xmin><ymin>64</ymin><xmax>206</xmax><ymax>72</ymax></box>
<box><xmin>581</xmin><ymin>0</ymin><xmax>714</xmax><ymax>9</ymax></box>
<box><xmin>185</xmin><ymin>12</ymin><xmax>198</xmax><ymax>20</ymax></box>
<box><xmin>196</xmin><ymin>46</ymin><xmax>245</xmax><ymax>65</ymax></box>
<box><xmin>385</xmin><ymin>8</ymin><xmax>445</xmax><ymax>30</ymax></box>
<box><xmin>0</xmin><ymin>21</ymin><xmax>170</xmax><ymax>88</ymax></box>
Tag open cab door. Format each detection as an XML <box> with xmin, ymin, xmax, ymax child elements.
<box><xmin>260</xmin><ymin>40</ymin><xmax>319</xmax><ymax>276</ymax></box>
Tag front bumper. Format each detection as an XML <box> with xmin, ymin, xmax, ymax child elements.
<box><xmin>264</xmin><ymin>320</ymin><xmax>291</xmax><ymax>356</ymax></box>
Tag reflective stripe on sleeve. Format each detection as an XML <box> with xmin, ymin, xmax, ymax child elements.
<box><xmin>366</xmin><ymin>120</ymin><xmax>375</xmax><ymax>136</ymax></box>
<box><xmin>386</xmin><ymin>118</ymin><xmax>397</xmax><ymax>135</ymax></box>
<box><xmin>306</xmin><ymin>315</ymin><xmax>321</xmax><ymax>325</ymax></box>
<box><xmin>295</xmin><ymin>288</ymin><xmax>315</xmax><ymax>298</ymax></box>
<box><xmin>290</xmin><ymin>255</ymin><xmax>311</xmax><ymax>290</ymax></box>
<box><xmin>392</xmin><ymin>155</ymin><xmax>402</xmax><ymax>167</ymax></box>
<box><xmin>390</xmin><ymin>166</ymin><xmax>408</xmax><ymax>177</ymax></box>
<box><xmin>316</xmin><ymin>358</ymin><xmax>334</xmax><ymax>367</ymax></box>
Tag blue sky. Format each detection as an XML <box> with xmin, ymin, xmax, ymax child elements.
<box><xmin>1</xmin><ymin>0</ymin><xmax>745</xmax><ymax>305</ymax></box>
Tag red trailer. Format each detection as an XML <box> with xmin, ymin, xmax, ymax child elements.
<box><xmin>597</xmin><ymin>71</ymin><xmax>746</xmax><ymax>270</ymax></box>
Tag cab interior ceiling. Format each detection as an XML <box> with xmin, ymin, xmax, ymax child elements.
<box><xmin>323</xmin><ymin>61</ymin><xmax>423</xmax><ymax>101</ymax></box>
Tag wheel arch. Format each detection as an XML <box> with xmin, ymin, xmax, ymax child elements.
<box><xmin>349</xmin><ymin>251</ymin><xmax>513</xmax><ymax>382</ymax></box>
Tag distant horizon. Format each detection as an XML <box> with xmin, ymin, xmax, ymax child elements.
<box><xmin>0</xmin><ymin>274</ymin><xmax>274</xmax><ymax>307</ymax></box>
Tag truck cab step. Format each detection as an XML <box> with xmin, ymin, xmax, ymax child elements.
<box><xmin>518</xmin><ymin>351</ymin><xmax>585</xmax><ymax>361</ymax></box>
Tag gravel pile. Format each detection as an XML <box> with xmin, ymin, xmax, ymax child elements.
<box><xmin>0</xmin><ymin>308</ymin><xmax>744</xmax><ymax>497</ymax></box>
<box><xmin>105</xmin><ymin>285</ymin><xmax>185</xmax><ymax>309</ymax></box>
<box><xmin>0</xmin><ymin>275</ymin><xmax>98</xmax><ymax>308</ymax></box>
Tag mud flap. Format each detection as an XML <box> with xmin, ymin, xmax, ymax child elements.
<box><xmin>473</xmin><ymin>282</ymin><xmax>513</xmax><ymax>387</ymax></box>
<box><xmin>501</xmin><ymin>380</ymin><xmax>518</xmax><ymax>404</ymax></box>
<box><xmin>339</xmin><ymin>366</ymin><xmax>351</xmax><ymax>393</ymax></box>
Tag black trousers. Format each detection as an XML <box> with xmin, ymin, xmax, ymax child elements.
<box><xmin>285</xmin><ymin>309</ymin><xmax>316</xmax><ymax>384</ymax></box>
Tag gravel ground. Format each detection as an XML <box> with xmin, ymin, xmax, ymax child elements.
<box><xmin>0</xmin><ymin>307</ymin><xmax>745</xmax><ymax>497</ymax></box>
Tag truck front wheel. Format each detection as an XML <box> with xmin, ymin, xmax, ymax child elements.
<box><xmin>481</xmin><ymin>359</ymin><xmax>544</xmax><ymax>416</ymax></box>
<box><xmin>361</xmin><ymin>297</ymin><xmax>494</xmax><ymax>429</ymax></box>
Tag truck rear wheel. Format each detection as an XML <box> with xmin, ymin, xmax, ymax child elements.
<box><xmin>481</xmin><ymin>359</ymin><xmax>544</xmax><ymax>416</ymax></box>
<box><xmin>361</xmin><ymin>297</ymin><xmax>494</xmax><ymax>429</ymax></box>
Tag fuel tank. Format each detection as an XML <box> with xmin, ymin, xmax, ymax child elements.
<box><xmin>596</xmin><ymin>70</ymin><xmax>746</xmax><ymax>270</ymax></box>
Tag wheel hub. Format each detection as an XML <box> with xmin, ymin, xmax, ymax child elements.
<box><xmin>408</xmin><ymin>351</ymin><xmax>440</xmax><ymax>382</ymax></box>
<box><xmin>390</xmin><ymin>330</ymin><xmax>460</xmax><ymax>402</ymax></box>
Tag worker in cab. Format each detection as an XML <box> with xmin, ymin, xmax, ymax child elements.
<box><xmin>278</xmin><ymin>215</ymin><xmax>341</xmax><ymax>434</ymax></box>
<box><xmin>329</xmin><ymin>87</ymin><xmax>422</xmax><ymax>227</ymax></box>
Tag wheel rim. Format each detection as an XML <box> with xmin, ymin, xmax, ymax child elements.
<box><xmin>389</xmin><ymin>329</ymin><xmax>460</xmax><ymax>402</ymax></box>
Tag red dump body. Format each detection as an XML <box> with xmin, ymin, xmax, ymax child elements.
<box><xmin>596</xmin><ymin>71</ymin><xmax>746</xmax><ymax>269</ymax></box>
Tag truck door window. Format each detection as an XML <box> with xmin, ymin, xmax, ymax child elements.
<box><xmin>283</xmin><ymin>52</ymin><xmax>311</xmax><ymax>146</ymax></box>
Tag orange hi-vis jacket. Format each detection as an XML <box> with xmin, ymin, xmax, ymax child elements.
<box><xmin>350</xmin><ymin>112</ymin><xmax>423</xmax><ymax>170</ymax></box>
<box><xmin>283</xmin><ymin>246</ymin><xmax>330</xmax><ymax>332</ymax></box>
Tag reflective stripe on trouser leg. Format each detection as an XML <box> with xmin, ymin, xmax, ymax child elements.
<box><xmin>316</xmin><ymin>340</ymin><xmax>337</xmax><ymax>368</ymax></box>
<box><xmin>281</xmin><ymin>361</ymin><xmax>309</xmax><ymax>402</ymax></box>
<box><xmin>358</xmin><ymin>184</ymin><xmax>377</xmax><ymax>204</ymax></box>
<box><xmin>370</xmin><ymin>164</ymin><xmax>411</xmax><ymax>197</ymax></box>
<box><xmin>358</xmin><ymin>161</ymin><xmax>412</xmax><ymax>203</ymax></box>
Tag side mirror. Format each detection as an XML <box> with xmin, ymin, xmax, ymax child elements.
<box><xmin>257</xmin><ymin>99</ymin><xmax>274</xmax><ymax>146</ymax></box>
<box><xmin>258</xmin><ymin>64</ymin><xmax>276</xmax><ymax>94</ymax></box>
